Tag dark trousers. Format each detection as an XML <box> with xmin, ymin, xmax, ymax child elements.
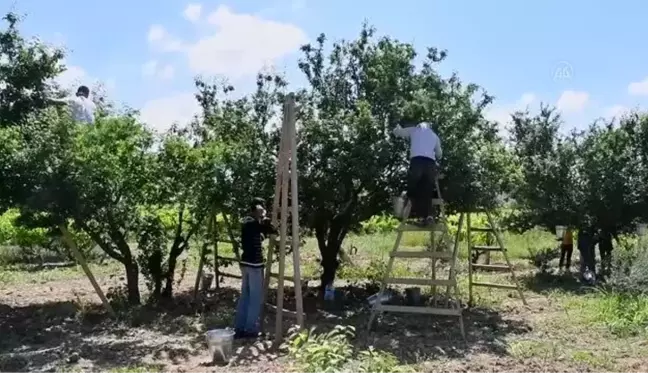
<box><xmin>578</xmin><ymin>232</ymin><xmax>596</xmax><ymax>274</ymax></box>
<box><xmin>406</xmin><ymin>156</ymin><xmax>438</xmax><ymax>218</ymax></box>
<box><xmin>559</xmin><ymin>244</ymin><xmax>573</xmax><ymax>269</ymax></box>
<box><xmin>599</xmin><ymin>234</ymin><xmax>613</xmax><ymax>278</ymax></box>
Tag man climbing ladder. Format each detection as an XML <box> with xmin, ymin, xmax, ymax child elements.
<box><xmin>368</xmin><ymin>119</ymin><xmax>465</xmax><ymax>336</ymax></box>
<box><xmin>392</xmin><ymin>118</ymin><xmax>442</xmax><ymax>226</ymax></box>
<box><xmin>367</xmin><ymin>174</ymin><xmax>465</xmax><ymax>337</ymax></box>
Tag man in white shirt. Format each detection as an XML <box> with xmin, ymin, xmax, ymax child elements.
<box><xmin>393</xmin><ymin>122</ymin><xmax>443</xmax><ymax>225</ymax></box>
<box><xmin>51</xmin><ymin>85</ymin><xmax>96</xmax><ymax>124</ymax></box>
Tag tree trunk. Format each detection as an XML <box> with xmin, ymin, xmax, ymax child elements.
<box><xmin>114</xmin><ymin>234</ymin><xmax>140</xmax><ymax>305</ymax></box>
<box><xmin>77</xmin><ymin>220</ymin><xmax>140</xmax><ymax>305</ymax></box>
<box><xmin>162</xmin><ymin>241</ymin><xmax>186</xmax><ymax>298</ymax></box>
<box><xmin>124</xmin><ymin>260</ymin><xmax>141</xmax><ymax>305</ymax></box>
<box><xmin>316</xmin><ymin>215</ymin><xmax>350</xmax><ymax>294</ymax></box>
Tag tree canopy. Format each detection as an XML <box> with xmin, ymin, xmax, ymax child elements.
<box><xmin>2</xmin><ymin>12</ymin><xmax>648</xmax><ymax>302</ymax></box>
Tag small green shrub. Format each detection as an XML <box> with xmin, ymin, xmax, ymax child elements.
<box><xmin>0</xmin><ymin>209</ymin><xmax>101</xmax><ymax>265</ymax></box>
<box><xmin>525</xmin><ymin>246</ymin><xmax>560</xmax><ymax>273</ymax></box>
<box><xmin>360</xmin><ymin>214</ymin><xmax>399</xmax><ymax>235</ymax></box>
<box><xmin>284</xmin><ymin>325</ymin><xmax>408</xmax><ymax>373</ymax></box>
<box><xmin>284</xmin><ymin>325</ymin><xmax>355</xmax><ymax>373</ymax></box>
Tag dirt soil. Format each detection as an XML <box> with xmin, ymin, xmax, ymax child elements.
<box><xmin>0</xmin><ymin>272</ymin><xmax>645</xmax><ymax>372</ymax></box>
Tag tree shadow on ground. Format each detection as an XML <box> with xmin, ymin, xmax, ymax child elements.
<box><xmin>1</xmin><ymin>284</ymin><xmax>533</xmax><ymax>371</ymax></box>
<box><xmin>261</xmin><ymin>284</ymin><xmax>533</xmax><ymax>366</ymax></box>
<box><xmin>519</xmin><ymin>271</ymin><xmax>596</xmax><ymax>295</ymax></box>
<box><xmin>0</xmin><ymin>288</ymin><xmax>242</xmax><ymax>372</ymax></box>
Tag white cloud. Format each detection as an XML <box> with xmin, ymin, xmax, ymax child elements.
<box><xmin>603</xmin><ymin>105</ymin><xmax>628</xmax><ymax>119</ymax></box>
<box><xmin>147</xmin><ymin>25</ymin><xmax>185</xmax><ymax>52</ymax></box>
<box><xmin>556</xmin><ymin>90</ymin><xmax>589</xmax><ymax>114</ymax></box>
<box><xmin>183</xmin><ymin>3</ymin><xmax>203</xmax><ymax>23</ymax></box>
<box><xmin>150</xmin><ymin>5</ymin><xmax>307</xmax><ymax>78</ymax></box>
<box><xmin>139</xmin><ymin>92</ymin><xmax>200</xmax><ymax>133</ymax></box>
<box><xmin>188</xmin><ymin>6</ymin><xmax>306</xmax><ymax>77</ymax></box>
<box><xmin>53</xmin><ymin>63</ymin><xmax>116</xmax><ymax>99</ymax></box>
<box><xmin>158</xmin><ymin>65</ymin><xmax>175</xmax><ymax>80</ymax></box>
<box><xmin>147</xmin><ymin>25</ymin><xmax>165</xmax><ymax>43</ymax></box>
<box><xmin>485</xmin><ymin>92</ymin><xmax>537</xmax><ymax>125</ymax></box>
<box><xmin>138</xmin><ymin>6</ymin><xmax>306</xmax><ymax>133</ymax></box>
<box><xmin>628</xmin><ymin>77</ymin><xmax>648</xmax><ymax>96</ymax></box>
<box><xmin>142</xmin><ymin>60</ymin><xmax>175</xmax><ymax>80</ymax></box>
<box><xmin>56</xmin><ymin>65</ymin><xmax>88</xmax><ymax>88</ymax></box>
<box><xmin>142</xmin><ymin>60</ymin><xmax>158</xmax><ymax>77</ymax></box>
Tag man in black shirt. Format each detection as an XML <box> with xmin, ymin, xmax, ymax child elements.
<box><xmin>234</xmin><ymin>198</ymin><xmax>277</xmax><ymax>338</ymax></box>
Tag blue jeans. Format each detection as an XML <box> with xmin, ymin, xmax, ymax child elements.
<box><xmin>234</xmin><ymin>266</ymin><xmax>264</xmax><ymax>334</ymax></box>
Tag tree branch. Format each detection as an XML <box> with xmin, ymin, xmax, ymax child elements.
<box><xmin>75</xmin><ymin>219</ymin><xmax>125</xmax><ymax>263</ymax></box>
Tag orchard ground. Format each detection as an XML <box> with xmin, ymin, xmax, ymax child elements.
<box><xmin>1</xmin><ymin>229</ymin><xmax>648</xmax><ymax>373</ymax></box>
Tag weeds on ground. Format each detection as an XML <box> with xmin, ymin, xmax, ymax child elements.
<box><xmin>283</xmin><ymin>325</ymin><xmax>411</xmax><ymax>373</ymax></box>
<box><xmin>526</xmin><ymin>246</ymin><xmax>560</xmax><ymax>273</ymax></box>
<box><xmin>588</xmin><ymin>241</ymin><xmax>648</xmax><ymax>336</ymax></box>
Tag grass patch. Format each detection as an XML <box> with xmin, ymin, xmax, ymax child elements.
<box><xmin>0</xmin><ymin>261</ymin><xmax>122</xmax><ymax>285</ymax></box>
<box><xmin>590</xmin><ymin>291</ymin><xmax>648</xmax><ymax>337</ymax></box>
<box><xmin>570</xmin><ymin>350</ymin><xmax>616</xmax><ymax>370</ymax></box>
<box><xmin>508</xmin><ymin>339</ymin><xmax>560</xmax><ymax>360</ymax></box>
<box><xmin>564</xmin><ymin>291</ymin><xmax>648</xmax><ymax>337</ymax></box>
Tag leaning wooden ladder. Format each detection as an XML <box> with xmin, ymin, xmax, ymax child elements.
<box><xmin>462</xmin><ymin>211</ymin><xmax>527</xmax><ymax>306</ymax></box>
<box><xmin>367</xmin><ymin>179</ymin><xmax>465</xmax><ymax>339</ymax></box>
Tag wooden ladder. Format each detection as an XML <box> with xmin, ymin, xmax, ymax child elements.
<box><xmin>367</xmin><ymin>179</ymin><xmax>465</xmax><ymax>339</ymax></box>
<box><xmin>464</xmin><ymin>211</ymin><xmax>527</xmax><ymax>306</ymax></box>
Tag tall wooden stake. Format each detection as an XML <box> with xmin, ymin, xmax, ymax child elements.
<box><xmin>260</xmin><ymin>110</ymin><xmax>288</xmax><ymax>332</ymax></box>
<box><xmin>274</xmin><ymin>121</ymin><xmax>290</xmax><ymax>345</ymax></box>
<box><xmin>288</xmin><ymin>95</ymin><xmax>304</xmax><ymax>328</ymax></box>
<box><xmin>261</xmin><ymin>93</ymin><xmax>304</xmax><ymax>346</ymax></box>
<box><xmin>59</xmin><ymin>225</ymin><xmax>116</xmax><ymax>318</ymax></box>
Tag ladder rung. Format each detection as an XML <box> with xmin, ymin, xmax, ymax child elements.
<box><xmin>471</xmin><ymin>227</ymin><xmax>495</xmax><ymax>232</ymax></box>
<box><xmin>472</xmin><ymin>282</ymin><xmax>518</xmax><ymax>289</ymax></box>
<box><xmin>386</xmin><ymin>277</ymin><xmax>456</xmax><ymax>287</ymax></box>
<box><xmin>390</xmin><ymin>251</ymin><xmax>452</xmax><ymax>259</ymax></box>
<box><xmin>471</xmin><ymin>245</ymin><xmax>503</xmax><ymax>251</ymax></box>
<box><xmin>471</xmin><ymin>263</ymin><xmax>510</xmax><ymax>271</ymax></box>
<box><xmin>265</xmin><ymin>304</ymin><xmax>305</xmax><ymax>319</ymax></box>
<box><xmin>375</xmin><ymin>304</ymin><xmax>462</xmax><ymax>316</ymax></box>
<box><xmin>398</xmin><ymin>224</ymin><xmax>446</xmax><ymax>232</ymax></box>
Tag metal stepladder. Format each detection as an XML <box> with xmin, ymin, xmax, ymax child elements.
<box><xmin>463</xmin><ymin>211</ymin><xmax>527</xmax><ymax>306</ymax></box>
<box><xmin>367</xmin><ymin>178</ymin><xmax>466</xmax><ymax>339</ymax></box>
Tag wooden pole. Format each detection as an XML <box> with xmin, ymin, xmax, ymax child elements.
<box><xmin>274</xmin><ymin>98</ymin><xmax>291</xmax><ymax>346</ymax></box>
<box><xmin>212</xmin><ymin>215</ymin><xmax>221</xmax><ymax>290</ymax></box>
<box><xmin>221</xmin><ymin>213</ymin><xmax>240</xmax><ymax>260</ymax></box>
<box><xmin>287</xmin><ymin>94</ymin><xmax>304</xmax><ymax>328</ymax></box>
<box><xmin>59</xmin><ymin>225</ymin><xmax>116</xmax><ymax>318</ymax></box>
<box><xmin>193</xmin><ymin>241</ymin><xmax>207</xmax><ymax>300</ymax></box>
<box><xmin>260</xmin><ymin>116</ymin><xmax>288</xmax><ymax>332</ymax></box>
<box><xmin>194</xmin><ymin>210</ymin><xmax>215</xmax><ymax>300</ymax></box>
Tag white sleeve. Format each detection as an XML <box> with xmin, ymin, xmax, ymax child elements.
<box><xmin>392</xmin><ymin>126</ymin><xmax>413</xmax><ymax>138</ymax></box>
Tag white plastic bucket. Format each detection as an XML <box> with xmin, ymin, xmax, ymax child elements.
<box><xmin>637</xmin><ymin>223</ymin><xmax>647</xmax><ymax>237</ymax></box>
<box><xmin>205</xmin><ymin>328</ymin><xmax>235</xmax><ymax>364</ymax></box>
<box><xmin>555</xmin><ymin>225</ymin><xmax>566</xmax><ymax>239</ymax></box>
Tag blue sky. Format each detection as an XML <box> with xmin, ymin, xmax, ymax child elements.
<box><xmin>8</xmin><ymin>0</ymin><xmax>648</xmax><ymax>131</ymax></box>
